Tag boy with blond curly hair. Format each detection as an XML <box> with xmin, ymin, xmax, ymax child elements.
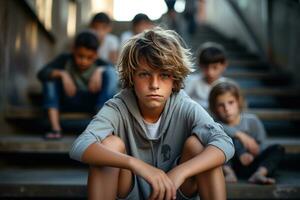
<box><xmin>70</xmin><ymin>27</ymin><xmax>234</xmax><ymax>200</ymax></box>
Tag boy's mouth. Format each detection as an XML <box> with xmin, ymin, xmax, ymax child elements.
<box><xmin>146</xmin><ymin>94</ymin><xmax>163</xmax><ymax>99</ymax></box>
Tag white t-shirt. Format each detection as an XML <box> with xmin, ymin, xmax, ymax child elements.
<box><xmin>98</xmin><ymin>34</ymin><xmax>119</xmax><ymax>63</ymax></box>
<box><xmin>185</xmin><ymin>74</ymin><xmax>225</xmax><ymax>109</ymax></box>
<box><xmin>143</xmin><ymin>116</ymin><xmax>162</xmax><ymax>139</ymax></box>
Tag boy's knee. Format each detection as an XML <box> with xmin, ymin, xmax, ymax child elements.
<box><xmin>184</xmin><ymin>135</ymin><xmax>205</xmax><ymax>157</ymax></box>
<box><xmin>102</xmin><ymin>135</ymin><xmax>126</xmax><ymax>153</ymax></box>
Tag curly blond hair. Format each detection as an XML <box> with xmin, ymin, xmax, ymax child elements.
<box><xmin>117</xmin><ymin>27</ymin><xmax>193</xmax><ymax>92</ymax></box>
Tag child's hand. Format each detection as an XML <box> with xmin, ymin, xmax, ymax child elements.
<box><xmin>131</xmin><ymin>159</ymin><xmax>176</xmax><ymax>200</ymax></box>
<box><xmin>88</xmin><ymin>67</ymin><xmax>104</xmax><ymax>93</ymax></box>
<box><xmin>239</xmin><ymin>152</ymin><xmax>254</xmax><ymax>166</ymax></box>
<box><xmin>167</xmin><ymin>166</ymin><xmax>186</xmax><ymax>190</ymax></box>
<box><xmin>61</xmin><ymin>71</ymin><xmax>77</xmax><ymax>97</ymax></box>
<box><xmin>236</xmin><ymin>131</ymin><xmax>260</xmax><ymax>156</ymax></box>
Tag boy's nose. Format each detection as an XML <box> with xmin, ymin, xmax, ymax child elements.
<box><xmin>81</xmin><ymin>58</ymin><xmax>90</xmax><ymax>66</ymax></box>
<box><xmin>149</xmin><ymin>75</ymin><xmax>159</xmax><ymax>90</ymax></box>
<box><xmin>224</xmin><ymin>104</ymin><xmax>230</xmax><ymax>112</ymax></box>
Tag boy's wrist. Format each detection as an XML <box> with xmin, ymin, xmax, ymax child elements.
<box><xmin>58</xmin><ymin>70</ymin><xmax>66</xmax><ymax>78</ymax></box>
<box><xmin>52</xmin><ymin>69</ymin><xmax>66</xmax><ymax>79</ymax></box>
<box><xmin>235</xmin><ymin>131</ymin><xmax>244</xmax><ymax>140</ymax></box>
<box><xmin>127</xmin><ymin>156</ymin><xmax>138</xmax><ymax>171</ymax></box>
<box><xmin>173</xmin><ymin>163</ymin><xmax>190</xmax><ymax>180</ymax></box>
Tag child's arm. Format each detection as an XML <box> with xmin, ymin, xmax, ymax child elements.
<box><xmin>51</xmin><ymin>70</ymin><xmax>77</xmax><ymax>97</ymax></box>
<box><xmin>88</xmin><ymin>67</ymin><xmax>104</xmax><ymax>93</ymax></box>
<box><xmin>233</xmin><ymin>138</ymin><xmax>247</xmax><ymax>156</ymax></box>
<box><xmin>70</xmin><ymin>106</ymin><xmax>176</xmax><ymax>200</ymax></box>
<box><xmin>235</xmin><ymin>131</ymin><xmax>260</xmax><ymax>156</ymax></box>
<box><xmin>37</xmin><ymin>54</ymin><xmax>77</xmax><ymax>96</ymax></box>
<box><xmin>37</xmin><ymin>54</ymin><xmax>68</xmax><ymax>81</ymax></box>
<box><xmin>222</xmin><ymin>123</ymin><xmax>260</xmax><ymax>156</ymax></box>
<box><xmin>249</xmin><ymin>115</ymin><xmax>267</xmax><ymax>145</ymax></box>
<box><xmin>81</xmin><ymin>141</ymin><xmax>177</xmax><ymax>200</ymax></box>
<box><xmin>167</xmin><ymin>145</ymin><xmax>225</xmax><ymax>189</ymax></box>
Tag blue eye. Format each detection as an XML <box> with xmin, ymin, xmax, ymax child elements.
<box><xmin>160</xmin><ymin>73</ymin><xmax>171</xmax><ymax>79</ymax></box>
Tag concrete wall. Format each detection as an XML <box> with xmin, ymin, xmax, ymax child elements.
<box><xmin>204</xmin><ymin>0</ymin><xmax>261</xmax><ymax>54</ymax></box>
<box><xmin>204</xmin><ymin>0</ymin><xmax>300</xmax><ymax>85</ymax></box>
<box><xmin>270</xmin><ymin>0</ymin><xmax>300</xmax><ymax>84</ymax></box>
<box><xmin>0</xmin><ymin>0</ymin><xmax>98</xmax><ymax>132</ymax></box>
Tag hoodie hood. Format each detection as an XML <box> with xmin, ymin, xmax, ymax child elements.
<box><xmin>107</xmin><ymin>88</ymin><xmax>189</xmax><ymax>141</ymax></box>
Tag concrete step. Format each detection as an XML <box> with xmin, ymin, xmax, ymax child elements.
<box><xmin>224</xmin><ymin>71</ymin><xmax>289</xmax><ymax>82</ymax></box>
<box><xmin>228</xmin><ymin>60</ymin><xmax>269</xmax><ymax>68</ymax></box>
<box><xmin>249</xmin><ymin>109</ymin><xmax>300</xmax><ymax>137</ymax></box>
<box><xmin>226</xmin><ymin>73</ymin><xmax>292</xmax><ymax>88</ymax></box>
<box><xmin>4</xmin><ymin>106</ymin><xmax>91</xmax><ymax>133</ymax></box>
<box><xmin>227</xmin><ymin>65</ymin><xmax>270</xmax><ymax>72</ymax></box>
<box><xmin>0</xmin><ymin>168</ymin><xmax>299</xmax><ymax>199</ymax></box>
<box><xmin>242</xmin><ymin>88</ymin><xmax>300</xmax><ymax>109</ymax></box>
<box><xmin>225</xmin><ymin>71</ymin><xmax>271</xmax><ymax>79</ymax></box>
<box><xmin>242</xmin><ymin>88</ymin><xmax>300</xmax><ymax>97</ymax></box>
<box><xmin>0</xmin><ymin>135</ymin><xmax>73</xmax><ymax>154</ymax></box>
<box><xmin>5</xmin><ymin>106</ymin><xmax>92</xmax><ymax>120</ymax></box>
<box><xmin>5</xmin><ymin>108</ymin><xmax>300</xmax><ymax>136</ymax></box>
<box><xmin>245</xmin><ymin>96</ymin><xmax>300</xmax><ymax>109</ymax></box>
<box><xmin>1</xmin><ymin>135</ymin><xmax>299</xmax><ymax>155</ymax></box>
<box><xmin>8</xmin><ymin>108</ymin><xmax>299</xmax><ymax>121</ymax></box>
<box><xmin>0</xmin><ymin>168</ymin><xmax>87</xmax><ymax>199</ymax></box>
<box><xmin>250</xmin><ymin>109</ymin><xmax>300</xmax><ymax>121</ymax></box>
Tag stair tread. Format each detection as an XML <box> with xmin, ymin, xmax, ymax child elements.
<box><xmin>0</xmin><ymin>135</ymin><xmax>73</xmax><ymax>153</ymax></box>
<box><xmin>0</xmin><ymin>168</ymin><xmax>299</xmax><ymax>199</ymax></box>
<box><xmin>242</xmin><ymin>87</ymin><xmax>300</xmax><ymax>96</ymax></box>
<box><xmin>5</xmin><ymin>106</ymin><xmax>92</xmax><ymax>119</ymax></box>
<box><xmin>250</xmin><ymin>109</ymin><xmax>300</xmax><ymax>120</ymax></box>
<box><xmin>1</xmin><ymin>135</ymin><xmax>300</xmax><ymax>154</ymax></box>
<box><xmin>6</xmin><ymin>106</ymin><xmax>300</xmax><ymax>120</ymax></box>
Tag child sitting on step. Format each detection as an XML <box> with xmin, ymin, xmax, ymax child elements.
<box><xmin>37</xmin><ymin>31</ymin><xmax>118</xmax><ymax>139</ymax></box>
<box><xmin>70</xmin><ymin>27</ymin><xmax>234</xmax><ymax>200</ymax></box>
<box><xmin>185</xmin><ymin>42</ymin><xmax>227</xmax><ymax>110</ymax></box>
<box><xmin>209</xmin><ymin>79</ymin><xmax>285</xmax><ymax>184</ymax></box>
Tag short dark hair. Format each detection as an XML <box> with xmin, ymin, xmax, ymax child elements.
<box><xmin>90</xmin><ymin>12</ymin><xmax>111</xmax><ymax>25</ymax></box>
<box><xmin>132</xmin><ymin>13</ymin><xmax>151</xmax><ymax>26</ymax></box>
<box><xmin>197</xmin><ymin>42</ymin><xmax>226</xmax><ymax>66</ymax></box>
<box><xmin>74</xmin><ymin>31</ymin><xmax>99</xmax><ymax>51</ymax></box>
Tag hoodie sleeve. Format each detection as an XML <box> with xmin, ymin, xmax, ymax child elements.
<box><xmin>220</xmin><ymin>123</ymin><xmax>240</xmax><ymax>138</ymax></box>
<box><xmin>69</xmin><ymin>104</ymin><xmax>120</xmax><ymax>162</ymax></box>
<box><xmin>187</xmin><ymin>101</ymin><xmax>235</xmax><ymax>163</ymax></box>
<box><xmin>37</xmin><ymin>54</ymin><xmax>70</xmax><ymax>82</ymax></box>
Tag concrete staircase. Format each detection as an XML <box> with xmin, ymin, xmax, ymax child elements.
<box><xmin>1</xmin><ymin>25</ymin><xmax>300</xmax><ymax>199</ymax></box>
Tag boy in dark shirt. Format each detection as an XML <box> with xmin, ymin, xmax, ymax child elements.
<box><xmin>38</xmin><ymin>31</ymin><xmax>118</xmax><ymax>139</ymax></box>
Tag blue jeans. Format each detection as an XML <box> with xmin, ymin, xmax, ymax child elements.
<box><xmin>42</xmin><ymin>67</ymin><xmax>118</xmax><ymax>112</ymax></box>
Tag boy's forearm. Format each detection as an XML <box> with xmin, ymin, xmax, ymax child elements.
<box><xmin>81</xmin><ymin>142</ymin><xmax>135</xmax><ymax>171</ymax></box>
<box><xmin>176</xmin><ymin>145</ymin><xmax>226</xmax><ymax>180</ymax></box>
<box><xmin>50</xmin><ymin>69</ymin><xmax>66</xmax><ymax>79</ymax></box>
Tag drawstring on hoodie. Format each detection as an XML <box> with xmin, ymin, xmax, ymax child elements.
<box><xmin>149</xmin><ymin>141</ymin><xmax>157</xmax><ymax>167</ymax></box>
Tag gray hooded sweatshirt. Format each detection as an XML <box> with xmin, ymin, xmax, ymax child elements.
<box><xmin>70</xmin><ymin>89</ymin><xmax>234</xmax><ymax>199</ymax></box>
